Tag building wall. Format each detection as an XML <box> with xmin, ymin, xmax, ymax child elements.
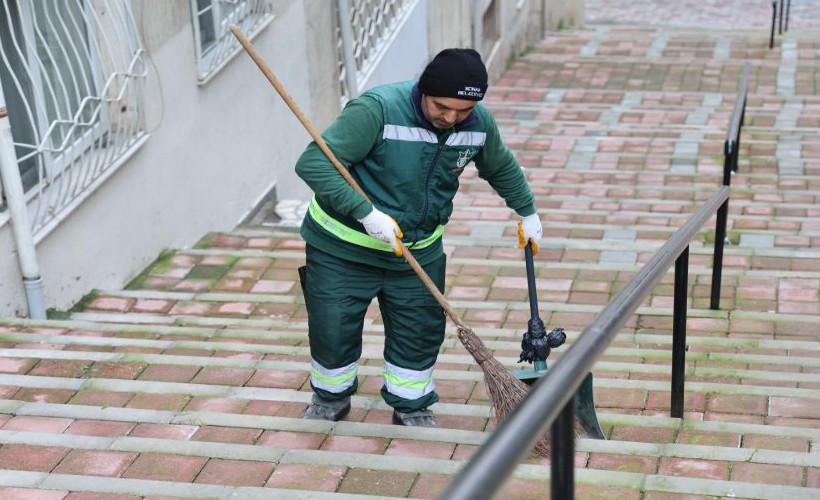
<box><xmin>0</xmin><ymin>0</ymin><xmax>584</xmax><ymax>317</ymax></box>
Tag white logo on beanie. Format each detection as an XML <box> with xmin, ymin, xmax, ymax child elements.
<box><xmin>458</xmin><ymin>86</ymin><xmax>484</xmax><ymax>98</ymax></box>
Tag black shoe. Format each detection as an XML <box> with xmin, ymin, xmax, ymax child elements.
<box><xmin>392</xmin><ymin>408</ymin><xmax>438</xmax><ymax>427</ymax></box>
<box><xmin>301</xmin><ymin>395</ymin><xmax>351</xmax><ymax>421</ymax></box>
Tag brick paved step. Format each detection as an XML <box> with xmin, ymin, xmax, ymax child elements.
<box><xmin>2</xmin><ymin>327</ymin><xmax>820</xmax><ymax>403</ymax></box>
<box><xmin>0</xmin><ymin>396</ymin><xmax>818</xmax><ymax>496</ymax></box>
<box><xmin>178</xmin><ymin>232</ymin><xmax>820</xmax><ymax>279</ymax></box>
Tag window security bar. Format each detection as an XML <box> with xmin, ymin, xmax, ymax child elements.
<box><xmin>0</xmin><ymin>0</ymin><xmax>147</xmax><ymax>240</ymax></box>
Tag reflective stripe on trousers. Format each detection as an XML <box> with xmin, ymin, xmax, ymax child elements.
<box><xmin>382</xmin><ymin>361</ymin><xmax>435</xmax><ymax>400</ymax></box>
<box><xmin>310</xmin><ymin>359</ymin><xmax>358</xmax><ymax>393</ymax></box>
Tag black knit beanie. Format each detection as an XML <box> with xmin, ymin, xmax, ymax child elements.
<box><xmin>418</xmin><ymin>48</ymin><xmax>488</xmax><ymax>101</ymax></box>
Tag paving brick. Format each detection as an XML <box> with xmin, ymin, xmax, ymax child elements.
<box><xmin>257</xmin><ymin>430</ymin><xmax>325</xmax><ymax>450</ymax></box>
<box><xmin>265</xmin><ymin>463</ymin><xmax>345</xmax><ymax>491</ymax></box>
<box><xmin>246</xmin><ymin>369</ymin><xmax>309</xmax><ymax>389</ymax></box>
<box><xmin>337</xmin><ymin>468</ymin><xmax>416</xmax><ymax>496</ymax></box>
<box><xmin>384</xmin><ymin>439</ymin><xmax>456</xmax><ymax>460</ymax></box>
<box><xmin>194</xmin><ymin>458</ymin><xmax>275</xmax><ymax>486</ymax></box>
<box><xmin>137</xmin><ymin>364</ymin><xmax>201</xmax><ymax>383</ymax></box>
<box><xmin>0</xmin><ymin>488</ymin><xmax>68</xmax><ymax>500</ymax></box>
<box><xmin>52</xmin><ymin>450</ymin><xmax>137</xmax><ymax>477</ymax></box>
<box><xmin>68</xmin><ymin>391</ymin><xmax>134</xmax><ymax>408</ymax></box>
<box><xmin>320</xmin><ymin>435</ymin><xmax>389</xmax><ymax>455</ymax></box>
<box><xmin>126</xmin><ymin>393</ymin><xmax>190</xmax><ymax>411</ymax></box>
<box><xmin>129</xmin><ymin>423</ymin><xmax>199</xmax><ymax>440</ymax></box>
<box><xmin>190</xmin><ymin>425</ymin><xmax>262</xmax><ymax>444</ymax></box>
<box><xmin>14</xmin><ymin>388</ymin><xmax>77</xmax><ymax>404</ymax></box>
<box><xmin>658</xmin><ymin>457</ymin><xmax>729</xmax><ymax>480</ymax></box>
<box><xmin>190</xmin><ymin>367</ymin><xmax>254</xmax><ymax>386</ymax></box>
<box><xmin>2</xmin><ymin>416</ymin><xmax>74</xmax><ymax>433</ymax></box>
<box><xmin>64</xmin><ymin>493</ymin><xmax>140</xmax><ymax>500</ymax></box>
<box><xmin>121</xmin><ymin>453</ymin><xmax>207</xmax><ymax>481</ymax></box>
<box><xmin>64</xmin><ymin>419</ymin><xmax>135</xmax><ymax>437</ymax></box>
<box><xmin>769</xmin><ymin>397</ymin><xmax>820</xmax><ymax>419</ymax></box>
<box><xmin>0</xmin><ymin>444</ymin><xmax>69</xmax><ymax>471</ymax></box>
<box><xmin>587</xmin><ymin>453</ymin><xmax>659</xmax><ymax>473</ymax></box>
<box><xmin>184</xmin><ymin>397</ymin><xmax>248</xmax><ymax>413</ymax></box>
<box><xmin>731</xmin><ymin>462</ymin><xmax>804</xmax><ymax>486</ymax></box>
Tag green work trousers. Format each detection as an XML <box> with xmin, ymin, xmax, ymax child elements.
<box><xmin>303</xmin><ymin>244</ymin><xmax>446</xmax><ymax>412</ymax></box>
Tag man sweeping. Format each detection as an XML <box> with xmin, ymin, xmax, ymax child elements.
<box><xmin>296</xmin><ymin>48</ymin><xmax>542</xmax><ymax>427</ymax></box>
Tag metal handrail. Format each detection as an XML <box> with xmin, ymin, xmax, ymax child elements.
<box><xmin>770</xmin><ymin>0</ymin><xmax>792</xmax><ymax>49</ymax></box>
<box><xmin>442</xmin><ymin>187</ymin><xmax>731</xmax><ymax>500</ymax></box>
<box><xmin>710</xmin><ymin>61</ymin><xmax>750</xmax><ymax>310</ymax></box>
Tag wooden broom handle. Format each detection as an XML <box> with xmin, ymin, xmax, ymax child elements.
<box><xmin>230</xmin><ymin>25</ymin><xmax>467</xmax><ymax>329</ymax></box>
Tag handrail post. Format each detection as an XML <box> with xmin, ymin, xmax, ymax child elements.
<box><xmin>551</xmin><ymin>395</ymin><xmax>575</xmax><ymax>500</ymax></box>
<box><xmin>671</xmin><ymin>246</ymin><xmax>690</xmax><ymax>419</ymax></box>
<box><xmin>785</xmin><ymin>0</ymin><xmax>791</xmax><ymax>31</ymax></box>
<box><xmin>778</xmin><ymin>0</ymin><xmax>785</xmax><ymax>34</ymax></box>
<box><xmin>770</xmin><ymin>1</ymin><xmax>777</xmax><ymax>49</ymax></box>
<box><xmin>710</xmin><ymin>199</ymin><xmax>729</xmax><ymax>311</ymax></box>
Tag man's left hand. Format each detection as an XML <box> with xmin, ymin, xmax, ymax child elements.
<box><xmin>518</xmin><ymin>213</ymin><xmax>542</xmax><ymax>254</ymax></box>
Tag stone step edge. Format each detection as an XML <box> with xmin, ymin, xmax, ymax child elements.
<box><xmin>70</xmin><ymin>294</ymin><xmax>820</xmax><ymax>326</ymax></box>
<box><xmin>0</xmin><ymin>433</ymin><xmax>818</xmax><ymax>500</ymax></box>
<box><xmin>0</xmin><ymin>469</ymin><xmax>377</xmax><ymax>499</ymax></box>
<box><xmin>2</xmin><ymin>369</ymin><xmax>818</xmax><ymax>411</ymax></box>
<box><xmin>184</xmin><ymin>237</ymin><xmax>820</xmax><ymax>261</ymax></box>
<box><xmin>5</xmin><ymin>317</ymin><xmax>817</xmax><ymax>352</ymax></box>
<box><xmin>6</xmin><ymin>396</ymin><xmax>820</xmax><ymax>443</ymax></box>
<box><xmin>6</xmin><ymin>327</ymin><xmax>820</xmax><ymax>370</ymax></box>
<box><xmin>3</xmin><ymin>343</ymin><xmax>820</xmax><ymax>386</ymax></box>
<box><xmin>2</xmin><ymin>423</ymin><xmax>820</xmax><ymax>474</ymax></box>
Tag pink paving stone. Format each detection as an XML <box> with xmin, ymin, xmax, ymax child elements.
<box><xmin>167</xmin><ymin>301</ymin><xmax>212</xmax><ymax>316</ymax></box>
<box><xmin>706</xmin><ymin>394</ymin><xmax>768</xmax><ymax>415</ymax></box>
<box><xmin>250</xmin><ymin>280</ymin><xmax>294</xmax><ymax>294</ymax></box>
<box><xmin>194</xmin><ymin>458</ymin><xmax>275</xmax><ymax>486</ymax></box>
<box><xmin>126</xmin><ymin>393</ymin><xmax>190</xmax><ymax>411</ymax></box>
<box><xmin>172</xmin><ymin>279</ymin><xmax>214</xmax><ymax>292</ymax></box>
<box><xmin>0</xmin><ymin>357</ymin><xmax>37</xmax><ymax>373</ymax></box>
<box><xmin>676</xmin><ymin>430</ymin><xmax>740</xmax><ymax>448</ymax></box>
<box><xmin>121</xmin><ymin>453</ymin><xmax>208</xmax><ymax>481</ymax></box>
<box><xmin>69</xmin><ymin>390</ymin><xmax>134</xmax><ymax>408</ymax></box>
<box><xmin>609</xmin><ymin>426</ymin><xmax>676</xmax><ymax>444</ymax></box>
<box><xmin>52</xmin><ymin>450</ymin><xmax>137</xmax><ymax>477</ymax></box>
<box><xmin>14</xmin><ymin>388</ymin><xmax>77</xmax><ymax>404</ymax></box>
<box><xmin>265</xmin><ymin>463</ymin><xmax>346</xmax><ymax>491</ymax></box>
<box><xmin>184</xmin><ymin>397</ymin><xmax>248</xmax><ymax>413</ymax></box>
<box><xmin>0</xmin><ymin>444</ymin><xmax>69</xmax><ymax>471</ymax></box>
<box><xmin>190</xmin><ymin>367</ymin><xmax>254</xmax><ymax>386</ymax></box>
<box><xmin>337</xmin><ymin>468</ymin><xmax>416</xmax><ymax>496</ymax></box>
<box><xmin>384</xmin><ymin>439</ymin><xmax>455</xmax><ymax>460</ymax></box>
<box><xmin>320</xmin><ymin>435</ymin><xmax>390</xmax><ymax>455</ymax></box>
<box><xmin>769</xmin><ymin>397</ymin><xmax>820</xmax><ymax>419</ymax></box>
<box><xmin>446</xmin><ymin>286</ymin><xmax>489</xmax><ymax>300</ymax></box>
<box><xmin>246</xmin><ymin>369</ymin><xmax>309</xmax><ymax>390</ymax></box>
<box><xmin>65</xmin><ymin>494</ymin><xmax>140</xmax><ymax>500</ymax></box>
<box><xmin>0</xmin><ymin>489</ymin><xmax>68</xmax><ymax>500</ymax></box>
<box><xmin>129</xmin><ymin>423</ymin><xmax>199</xmax><ymax>440</ymax></box>
<box><xmin>138</xmin><ymin>364</ymin><xmax>201</xmax><ymax>383</ymax></box>
<box><xmin>731</xmin><ymin>462</ymin><xmax>803</xmax><ymax>486</ymax></box>
<box><xmin>64</xmin><ymin>419</ymin><xmax>135</xmax><ymax>437</ymax></box>
<box><xmin>131</xmin><ymin>299</ymin><xmax>174</xmax><ymax>313</ymax></box>
<box><xmin>258</xmin><ymin>430</ymin><xmax>326</xmax><ymax>450</ymax></box>
<box><xmin>2</xmin><ymin>416</ymin><xmax>73</xmax><ymax>433</ymax></box>
<box><xmin>587</xmin><ymin>453</ymin><xmax>659</xmax><ymax>474</ymax></box>
<box><xmin>213</xmin><ymin>302</ymin><xmax>255</xmax><ymax>316</ymax></box>
<box><xmin>87</xmin><ymin>297</ymin><xmax>135</xmax><ymax>312</ymax></box>
<box><xmin>191</xmin><ymin>425</ymin><xmax>262</xmax><ymax>444</ymax></box>
<box><xmin>742</xmin><ymin>434</ymin><xmax>809</xmax><ymax>452</ymax></box>
<box><xmin>657</xmin><ymin>457</ymin><xmax>729</xmax><ymax>480</ymax></box>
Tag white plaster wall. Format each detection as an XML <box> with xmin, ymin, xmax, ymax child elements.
<box><xmin>358</xmin><ymin>0</ymin><xmax>430</xmax><ymax>93</ymax></box>
<box><xmin>0</xmin><ymin>0</ymin><xmax>313</xmax><ymax>315</ymax></box>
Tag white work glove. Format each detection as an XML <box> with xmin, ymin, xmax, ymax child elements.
<box><xmin>357</xmin><ymin>207</ymin><xmax>404</xmax><ymax>256</ymax></box>
<box><xmin>518</xmin><ymin>212</ymin><xmax>543</xmax><ymax>254</ymax></box>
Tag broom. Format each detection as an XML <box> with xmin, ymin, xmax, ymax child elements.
<box><xmin>230</xmin><ymin>26</ymin><xmax>552</xmax><ymax>456</ymax></box>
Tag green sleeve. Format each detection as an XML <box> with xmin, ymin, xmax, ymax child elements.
<box><xmin>295</xmin><ymin>97</ymin><xmax>383</xmax><ymax>220</ymax></box>
<box><xmin>473</xmin><ymin>110</ymin><xmax>537</xmax><ymax>217</ymax></box>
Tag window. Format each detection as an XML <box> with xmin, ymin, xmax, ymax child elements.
<box><xmin>191</xmin><ymin>0</ymin><xmax>274</xmax><ymax>83</ymax></box>
<box><xmin>0</xmin><ymin>0</ymin><xmax>146</xmax><ymax>235</ymax></box>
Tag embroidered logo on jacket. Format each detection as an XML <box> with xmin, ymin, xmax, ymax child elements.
<box><xmin>451</xmin><ymin>148</ymin><xmax>477</xmax><ymax>172</ymax></box>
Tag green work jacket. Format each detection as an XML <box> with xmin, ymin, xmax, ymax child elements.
<box><xmin>296</xmin><ymin>81</ymin><xmax>536</xmax><ymax>270</ymax></box>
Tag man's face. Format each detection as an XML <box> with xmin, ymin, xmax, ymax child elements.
<box><xmin>421</xmin><ymin>95</ymin><xmax>477</xmax><ymax>129</ymax></box>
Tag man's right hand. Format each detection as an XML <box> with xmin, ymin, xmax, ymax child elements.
<box><xmin>357</xmin><ymin>207</ymin><xmax>404</xmax><ymax>256</ymax></box>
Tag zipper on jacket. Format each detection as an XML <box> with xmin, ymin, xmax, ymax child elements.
<box><xmin>409</xmin><ymin>134</ymin><xmax>447</xmax><ymax>248</ymax></box>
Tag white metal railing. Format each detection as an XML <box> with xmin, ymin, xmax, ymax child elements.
<box><xmin>191</xmin><ymin>0</ymin><xmax>274</xmax><ymax>84</ymax></box>
<box><xmin>0</xmin><ymin>0</ymin><xmax>147</xmax><ymax>239</ymax></box>
<box><xmin>335</xmin><ymin>0</ymin><xmax>418</xmax><ymax>101</ymax></box>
